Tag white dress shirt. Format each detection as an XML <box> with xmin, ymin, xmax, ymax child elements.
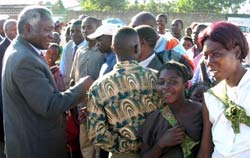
<box><xmin>139</xmin><ymin>53</ymin><xmax>155</xmax><ymax>68</ymax></box>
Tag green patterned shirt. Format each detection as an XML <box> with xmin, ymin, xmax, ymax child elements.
<box><xmin>87</xmin><ymin>60</ymin><xmax>161</xmax><ymax>154</ymax></box>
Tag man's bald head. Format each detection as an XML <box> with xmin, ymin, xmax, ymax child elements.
<box><xmin>112</xmin><ymin>27</ymin><xmax>140</xmax><ymax>61</ymax></box>
<box><xmin>130</xmin><ymin>11</ymin><xmax>157</xmax><ymax>31</ymax></box>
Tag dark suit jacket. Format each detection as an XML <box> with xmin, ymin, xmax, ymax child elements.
<box><xmin>0</xmin><ymin>38</ymin><xmax>10</xmax><ymax>142</ymax></box>
<box><xmin>2</xmin><ymin>36</ymin><xmax>86</xmax><ymax>158</ymax></box>
<box><xmin>147</xmin><ymin>53</ymin><xmax>164</xmax><ymax>71</ymax></box>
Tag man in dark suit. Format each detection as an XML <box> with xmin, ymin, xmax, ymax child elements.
<box><xmin>135</xmin><ymin>25</ymin><xmax>164</xmax><ymax>71</ymax></box>
<box><xmin>135</xmin><ymin>25</ymin><xmax>194</xmax><ymax>79</ymax></box>
<box><xmin>0</xmin><ymin>18</ymin><xmax>17</xmax><ymax>158</ymax></box>
<box><xmin>2</xmin><ymin>6</ymin><xmax>93</xmax><ymax>158</ymax></box>
<box><xmin>0</xmin><ymin>18</ymin><xmax>6</xmax><ymax>42</ymax></box>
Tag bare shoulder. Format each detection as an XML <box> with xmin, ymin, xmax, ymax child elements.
<box><xmin>187</xmin><ymin>99</ymin><xmax>202</xmax><ymax>113</ymax></box>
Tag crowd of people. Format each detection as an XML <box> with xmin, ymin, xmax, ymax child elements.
<box><xmin>0</xmin><ymin>4</ymin><xmax>249</xmax><ymax>158</ymax></box>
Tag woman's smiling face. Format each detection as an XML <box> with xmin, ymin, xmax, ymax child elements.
<box><xmin>157</xmin><ymin>69</ymin><xmax>186</xmax><ymax>104</ymax></box>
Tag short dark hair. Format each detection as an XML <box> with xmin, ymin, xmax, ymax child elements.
<box><xmin>131</xmin><ymin>11</ymin><xmax>157</xmax><ymax>29</ymax></box>
<box><xmin>82</xmin><ymin>17</ymin><xmax>102</xmax><ymax>28</ymax></box>
<box><xmin>181</xmin><ymin>36</ymin><xmax>194</xmax><ymax>45</ymax></box>
<box><xmin>71</xmin><ymin>19</ymin><xmax>82</xmax><ymax>27</ymax></box>
<box><xmin>158</xmin><ymin>60</ymin><xmax>189</xmax><ymax>83</ymax></box>
<box><xmin>172</xmin><ymin>19</ymin><xmax>183</xmax><ymax>29</ymax></box>
<box><xmin>49</xmin><ymin>43</ymin><xmax>62</xmax><ymax>58</ymax></box>
<box><xmin>135</xmin><ymin>25</ymin><xmax>158</xmax><ymax>49</ymax></box>
<box><xmin>199</xmin><ymin>21</ymin><xmax>249</xmax><ymax>61</ymax></box>
<box><xmin>112</xmin><ymin>26</ymin><xmax>139</xmax><ymax>54</ymax></box>
<box><xmin>156</xmin><ymin>14</ymin><xmax>167</xmax><ymax>23</ymax></box>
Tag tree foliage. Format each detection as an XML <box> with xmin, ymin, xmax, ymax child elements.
<box><xmin>171</xmin><ymin>0</ymin><xmax>246</xmax><ymax>13</ymax></box>
<box><xmin>80</xmin><ymin>0</ymin><xmax>128</xmax><ymax>11</ymax></box>
<box><xmin>79</xmin><ymin>0</ymin><xmax>246</xmax><ymax>13</ymax></box>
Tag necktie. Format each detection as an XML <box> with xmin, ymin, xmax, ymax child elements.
<box><xmin>72</xmin><ymin>46</ymin><xmax>78</xmax><ymax>61</ymax></box>
<box><xmin>40</xmin><ymin>52</ymin><xmax>47</xmax><ymax>63</ymax></box>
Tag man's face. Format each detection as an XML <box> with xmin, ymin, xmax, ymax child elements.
<box><xmin>5</xmin><ymin>22</ymin><xmax>17</xmax><ymax>40</ymax></box>
<box><xmin>71</xmin><ymin>24</ymin><xmax>84</xmax><ymax>45</ymax></box>
<box><xmin>96</xmin><ymin>35</ymin><xmax>112</xmax><ymax>53</ymax></box>
<box><xmin>156</xmin><ymin>16</ymin><xmax>167</xmax><ymax>32</ymax></box>
<box><xmin>171</xmin><ymin>21</ymin><xmax>182</xmax><ymax>34</ymax></box>
<box><xmin>29</xmin><ymin>16</ymin><xmax>54</xmax><ymax>49</ymax></box>
<box><xmin>51</xmin><ymin>32</ymin><xmax>61</xmax><ymax>44</ymax></box>
<box><xmin>82</xmin><ymin>20</ymin><xmax>98</xmax><ymax>38</ymax></box>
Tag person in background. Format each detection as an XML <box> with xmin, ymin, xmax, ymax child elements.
<box><xmin>87</xmin><ymin>24</ymin><xmax>118</xmax><ymax>78</ymax></box>
<box><xmin>87</xmin><ymin>27</ymin><xmax>161</xmax><ymax>158</ymax></box>
<box><xmin>52</xmin><ymin>31</ymin><xmax>61</xmax><ymax>45</ymax></box>
<box><xmin>190</xmin><ymin>22</ymin><xmax>198</xmax><ymax>31</ymax></box>
<box><xmin>60</xmin><ymin>20</ymin><xmax>88</xmax><ymax>158</ymax></box>
<box><xmin>65</xmin><ymin>25</ymin><xmax>72</xmax><ymax>43</ymax></box>
<box><xmin>0</xmin><ymin>18</ymin><xmax>17</xmax><ymax>158</ymax></box>
<box><xmin>156</xmin><ymin>14</ymin><xmax>168</xmax><ymax>35</ymax></box>
<box><xmin>45</xmin><ymin>43</ymin><xmax>65</xmax><ymax>91</ymax></box>
<box><xmin>198</xmin><ymin>22</ymin><xmax>250</xmax><ymax>158</ymax></box>
<box><xmin>0</xmin><ymin>18</ymin><xmax>6</xmax><ymax>42</ymax></box>
<box><xmin>2</xmin><ymin>6</ymin><xmax>93</xmax><ymax>158</ymax></box>
<box><xmin>70</xmin><ymin>16</ymin><xmax>104</xmax><ymax>158</ymax></box>
<box><xmin>180</xmin><ymin>36</ymin><xmax>194</xmax><ymax>51</ymax></box>
<box><xmin>135</xmin><ymin>25</ymin><xmax>194</xmax><ymax>79</ymax></box>
<box><xmin>60</xmin><ymin>19</ymin><xmax>88</xmax><ymax>88</ymax></box>
<box><xmin>135</xmin><ymin>25</ymin><xmax>164</xmax><ymax>71</ymax></box>
<box><xmin>171</xmin><ymin>19</ymin><xmax>184</xmax><ymax>41</ymax></box>
<box><xmin>54</xmin><ymin>20</ymin><xmax>64</xmax><ymax>35</ymax></box>
<box><xmin>130</xmin><ymin>12</ymin><xmax>187</xmax><ymax>55</ymax></box>
<box><xmin>46</xmin><ymin>43</ymin><xmax>82</xmax><ymax>158</ymax></box>
<box><xmin>188</xmin><ymin>24</ymin><xmax>207</xmax><ymax>61</ymax></box>
<box><xmin>141</xmin><ymin>61</ymin><xmax>202</xmax><ymax>158</ymax></box>
<box><xmin>188</xmin><ymin>23</ymin><xmax>207</xmax><ymax>74</ymax></box>
<box><xmin>189</xmin><ymin>24</ymin><xmax>211</xmax><ymax>86</ymax></box>
<box><xmin>184</xmin><ymin>27</ymin><xmax>192</xmax><ymax>37</ymax></box>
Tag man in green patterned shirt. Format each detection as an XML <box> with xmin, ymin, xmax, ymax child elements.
<box><xmin>87</xmin><ymin>27</ymin><xmax>161</xmax><ymax>158</ymax></box>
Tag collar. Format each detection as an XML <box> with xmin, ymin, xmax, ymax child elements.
<box><xmin>73</xmin><ymin>40</ymin><xmax>88</xmax><ymax>49</ymax></box>
<box><xmin>228</xmin><ymin>68</ymin><xmax>250</xmax><ymax>90</ymax></box>
<box><xmin>29</xmin><ymin>43</ymin><xmax>42</xmax><ymax>56</ymax></box>
<box><xmin>139</xmin><ymin>53</ymin><xmax>155</xmax><ymax>68</ymax></box>
<box><xmin>5</xmin><ymin>37</ymin><xmax>11</xmax><ymax>42</ymax></box>
<box><xmin>115</xmin><ymin>60</ymin><xmax>139</xmax><ymax>68</ymax></box>
<box><xmin>154</xmin><ymin>35</ymin><xmax>167</xmax><ymax>53</ymax></box>
<box><xmin>105</xmin><ymin>52</ymin><xmax>116</xmax><ymax>61</ymax></box>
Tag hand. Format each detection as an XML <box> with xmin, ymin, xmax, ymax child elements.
<box><xmin>79</xmin><ymin>107</ymin><xmax>87</xmax><ymax>122</ymax></box>
<box><xmin>70</xmin><ymin>79</ymin><xmax>75</xmax><ymax>87</ymax></box>
<box><xmin>158</xmin><ymin>125</ymin><xmax>185</xmax><ymax>148</ymax></box>
<box><xmin>79</xmin><ymin>76</ymin><xmax>94</xmax><ymax>92</ymax></box>
<box><xmin>78</xmin><ymin>76</ymin><xmax>93</xmax><ymax>101</ymax></box>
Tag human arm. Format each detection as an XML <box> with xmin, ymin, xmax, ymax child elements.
<box><xmin>141</xmin><ymin>126</ymin><xmax>185</xmax><ymax>158</ymax></box>
<box><xmin>69</xmin><ymin>51</ymin><xmax>77</xmax><ymax>85</ymax></box>
<box><xmin>14</xmin><ymin>55</ymin><xmax>93</xmax><ymax>117</ymax></box>
<box><xmin>59</xmin><ymin>46</ymin><xmax>66</xmax><ymax>77</ymax></box>
<box><xmin>85</xmin><ymin>51</ymin><xmax>104</xmax><ymax>80</ymax></box>
<box><xmin>197</xmin><ymin>101</ymin><xmax>213</xmax><ymax>158</ymax></box>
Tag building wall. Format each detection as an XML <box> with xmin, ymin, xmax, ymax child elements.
<box><xmin>65</xmin><ymin>10</ymin><xmax>226</xmax><ymax>29</ymax></box>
